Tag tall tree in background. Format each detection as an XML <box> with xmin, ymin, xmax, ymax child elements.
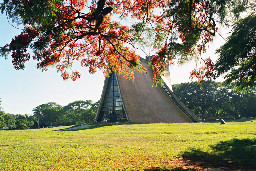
<box><xmin>32</xmin><ymin>100</ymin><xmax>98</xmax><ymax>127</ymax></box>
<box><xmin>1</xmin><ymin>0</ymin><xmax>254</xmax><ymax>88</ymax></box>
<box><xmin>4</xmin><ymin>113</ymin><xmax>16</xmax><ymax>129</ymax></box>
<box><xmin>0</xmin><ymin>99</ymin><xmax>98</xmax><ymax>129</ymax></box>
<box><xmin>0</xmin><ymin>111</ymin><xmax>5</xmax><ymax>128</ymax></box>
<box><xmin>60</xmin><ymin>100</ymin><xmax>97</xmax><ymax>125</ymax></box>
<box><xmin>32</xmin><ymin>102</ymin><xmax>62</xmax><ymax>128</ymax></box>
<box><xmin>0</xmin><ymin>99</ymin><xmax>16</xmax><ymax>129</ymax></box>
<box><xmin>173</xmin><ymin>81</ymin><xmax>256</xmax><ymax>119</ymax></box>
<box><xmin>0</xmin><ymin>111</ymin><xmax>33</xmax><ymax>130</ymax></box>
<box><xmin>173</xmin><ymin>81</ymin><xmax>224</xmax><ymax>119</ymax></box>
<box><xmin>15</xmin><ymin>114</ymin><xmax>34</xmax><ymax>129</ymax></box>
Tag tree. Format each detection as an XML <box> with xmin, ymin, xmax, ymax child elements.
<box><xmin>89</xmin><ymin>100</ymin><xmax>99</xmax><ymax>120</ymax></box>
<box><xmin>173</xmin><ymin>81</ymin><xmax>256</xmax><ymax>119</ymax></box>
<box><xmin>214</xmin><ymin>14</ymin><xmax>256</xmax><ymax>91</ymax></box>
<box><xmin>0</xmin><ymin>103</ymin><xmax>16</xmax><ymax>129</ymax></box>
<box><xmin>173</xmin><ymin>81</ymin><xmax>227</xmax><ymax>119</ymax></box>
<box><xmin>59</xmin><ymin>100</ymin><xmax>98</xmax><ymax>125</ymax></box>
<box><xmin>189</xmin><ymin>2</ymin><xmax>255</xmax><ymax>91</ymax></box>
<box><xmin>1</xmin><ymin>0</ymin><xmax>253</xmax><ymax>85</ymax></box>
<box><xmin>15</xmin><ymin>114</ymin><xmax>34</xmax><ymax>129</ymax></box>
<box><xmin>231</xmin><ymin>91</ymin><xmax>256</xmax><ymax>118</ymax></box>
<box><xmin>4</xmin><ymin>113</ymin><xmax>16</xmax><ymax>129</ymax></box>
<box><xmin>0</xmin><ymin>111</ymin><xmax>5</xmax><ymax>128</ymax></box>
<box><xmin>32</xmin><ymin>102</ymin><xmax>62</xmax><ymax>128</ymax></box>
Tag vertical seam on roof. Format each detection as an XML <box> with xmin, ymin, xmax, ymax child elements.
<box><xmin>116</xmin><ymin>74</ymin><xmax>130</xmax><ymax>122</ymax></box>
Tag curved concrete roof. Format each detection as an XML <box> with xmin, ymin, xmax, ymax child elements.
<box><xmin>117</xmin><ymin>64</ymin><xmax>193</xmax><ymax>123</ymax></box>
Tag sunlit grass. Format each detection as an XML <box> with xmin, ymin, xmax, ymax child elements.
<box><xmin>0</xmin><ymin>121</ymin><xmax>255</xmax><ymax>170</ymax></box>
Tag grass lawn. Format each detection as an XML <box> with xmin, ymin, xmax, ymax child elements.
<box><xmin>0</xmin><ymin>121</ymin><xmax>255</xmax><ymax>170</ymax></box>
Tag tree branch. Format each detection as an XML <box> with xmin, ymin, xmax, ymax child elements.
<box><xmin>104</xmin><ymin>37</ymin><xmax>131</xmax><ymax>63</ymax></box>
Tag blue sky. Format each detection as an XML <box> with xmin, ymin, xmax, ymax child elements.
<box><xmin>0</xmin><ymin>10</ymin><xmax>227</xmax><ymax>115</ymax></box>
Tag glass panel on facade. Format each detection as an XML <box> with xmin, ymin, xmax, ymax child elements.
<box><xmin>97</xmin><ymin>73</ymin><xmax>128</xmax><ymax>122</ymax></box>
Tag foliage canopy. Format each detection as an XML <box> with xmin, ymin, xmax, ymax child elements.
<box><xmin>215</xmin><ymin>14</ymin><xmax>256</xmax><ymax>90</ymax></box>
<box><xmin>0</xmin><ymin>0</ymin><xmax>255</xmax><ymax>88</ymax></box>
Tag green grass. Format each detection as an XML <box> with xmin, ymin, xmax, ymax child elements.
<box><xmin>0</xmin><ymin>121</ymin><xmax>255</xmax><ymax>170</ymax></box>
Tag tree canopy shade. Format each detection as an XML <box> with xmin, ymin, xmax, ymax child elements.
<box><xmin>0</xmin><ymin>0</ymin><xmax>255</xmax><ymax>88</ymax></box>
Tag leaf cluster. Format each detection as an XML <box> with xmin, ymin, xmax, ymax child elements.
<box><xmin>0</xmin><ymin>0</ymin><xmax>61</xmax><ymax>26</ymax></box>
<box><xmin>215</xmin><ymin>14</ymin><xmax>256</xmax><ymax>91</ymax></box>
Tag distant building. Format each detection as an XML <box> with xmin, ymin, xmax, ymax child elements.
<box><xmin>96</xmin><ymin>57</ymin><xmax>200</xmax><ymax>123</ymax></box>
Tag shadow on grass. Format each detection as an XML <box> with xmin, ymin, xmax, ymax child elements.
<box><xmin>57</xmin><ymin>122</ymin><xmax>130</xmax><ymax>131</ymax></box>
<box><xmin>229</xmin><ymin>118</ymin><xmax>255</xmax><ymax>122</ymax></box>
<box><xmin>205</xmin><ymin>118</ymin><xmax>255</xmax><ymax>123</ymax></box>
<box><xmin>181</xmin><ymin>138</ymin><xmax>256</xmax><ymax>170</ymax></box>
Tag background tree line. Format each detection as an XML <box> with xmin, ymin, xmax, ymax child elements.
<box><xmin>0</xmin><ymin>100</ymin><xmax>98</xmax><ymax>130</ymax></box>
<box><xmin>173</xmin><ymin>81</ymin><xmax>256</xmax><ymax>120</ymax></box>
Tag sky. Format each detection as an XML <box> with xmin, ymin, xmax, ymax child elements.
<box><xmin>0</xmin><ymin>11</ymin><xmax>228</xmax><ymax>115</ymax></box>
<box><xmin>0</xmin><ymin>14</ymin><xmax>105</xmax><ymax>115</ymax></box>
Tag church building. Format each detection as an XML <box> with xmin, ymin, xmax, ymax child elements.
<box><xmin>95</xmin><ymin>57</ymin><xmax>200</xmax><ymax>123</ymax></box>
